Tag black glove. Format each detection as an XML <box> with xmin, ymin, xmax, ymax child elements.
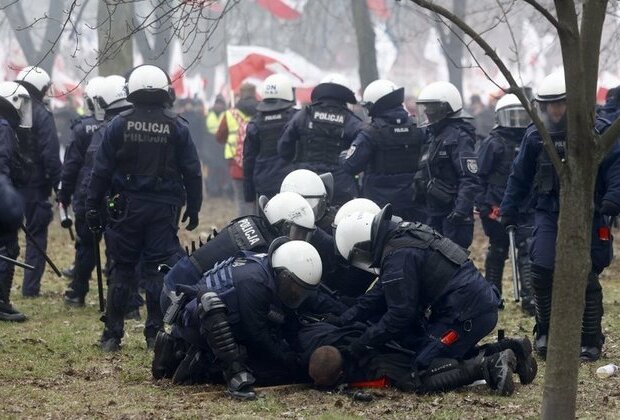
<box><xmin>182</xmin><ymin>210</ymin><xmax>199</xmax><ymax>231</ymax></box>
<box><xmin>446</xmin><ymin>210</ymin><xmax>471</xmax><ymax>224</ymax></box>
<box><xmin>56</xmin><ymin>189</ymin><xmax>71</xmax><ymax>208</ymax></box>
<box><xmin>500</xmin><ymin>213</ymin><xmax>518</xmax><ymax>229</ymax></box>
<box><xmin>476</xmin><ymin>205</ymin><xmax>490</xmax><ymax>219</ymax></box>
<box><xmin>85</xmin><ymin>209</ymin><xmax>103</xmax><ymax>233</ymax></box>
<box><xmin>600</xmin><ymin>200</ymin><xmax>620</xmax><ymax>217</ymax></box>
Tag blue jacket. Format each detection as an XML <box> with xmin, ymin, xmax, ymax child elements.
<box><xmin>86</xmin><ymin>106</ymin><xmax>202</xmax><ymax>212</ymax></box>
<box><xmin>0</xmin><ymin>119</ymin><xmax>16</xmax><ymax>179</ymax></box>
<box><xmin>342</xmin><ymin>107</ymin><xmax>423</xmax><ymax>213</ymax></box>
<box><xmin>418</xmin><ymin>119</ymin><xmax>480</xmax><ymax>216</ymax></box>
<box><xmin>58</xmin><ymin>115</ymin><xmax>101</xmax><ymax>210</ymax></box>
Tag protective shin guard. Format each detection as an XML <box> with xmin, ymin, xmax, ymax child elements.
<box><xmin>417</xmin><ymin>358</ymin><xmax>484</xmax><ymax>393</ymax></box>
<box><xmin>518</xmin><ymin>256</ymin><xmax>535</xmax><ymax>316</ymax></box>
<box><xmin>580</xmin><ymin>273</ymin><xmax>604</xmax><ymax>361</ymax></box>
<box><xmin>101</xmin><ymin>277</ymin><xmax>133</xmax><ymax>343</ymax></box>
<box><xmin>530</xmin><ymin>264</ymin><xmax>553</xmax><ymax>357</ymax></box>
<box><xmin>199</xmin><ymin>292</ymin><xmax>256</xmax><ymax>399</ymax></box>
<box><xmin>485</xmin><ymin>246</ymin><xmax>507</xmax><ymax>295</ymax></box>
<box><xmin>152</xmin><ymin>330</ymin><xmax>185</xmax><ymax>379</ymax></box>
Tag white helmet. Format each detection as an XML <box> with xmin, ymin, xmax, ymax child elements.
<box><xmin>416</xmin><ymin>81</ymin><xmax>463</xmax><ymax>127</ymax></box>
<box><xmin>312</xmin><ymin>73</ymin><xmax>357</xmax><ymax>104</ymax></box>
<box><xmin>126</xmin><ymin>64</ymin><xmax>172</xmax><ymax>103</ymax></box>
<box><xmin>363</xmin><ymin>79</ymin><xmax>397</xmax><ymax>105</ymax></box>
<box><xmin>270</xmin><ymin>239</ymin><xmax>322</xmax><ymax>308</ymax></box>
<box><xmin>334</xmin><ymin>211</ymin><xmax>377</xmax><ymax>274</ymax></box>
<box><xmin>96</xmin><ymin>75</ymin><xmax>131</xmax><ymax>113</ymax></box>
<box><xmin>16</xmin><ymin>66</ymin><xmax>51</xmax><ymax>97</ymax></box>
<box><xmin>0</xmin><ymin>81</ymin><xmax>32</xmax><ymax>128</ymax></box>
<box><xmin>262</xmin><ymin>74</ymin><xmax>295</xmax><ymax>102</ymax></box>
<box><xmin>84</xmin><ymin>76</ymin><xmax>107</xmax><ymax>121</ymax></box>
<box><xmin>280</xmin><ymin>170</ymin><xmax>332</xmax><ymax>220</ymax></box>
<box><xmin>260</xmin><ymin>191</ymin><xmax>316</xmax><ymax>240</ymax></box>
<box><xmin>362</xmin><ymin>79</ymin><xmax>405</xmax><ymax>116</ymax></box>
<box><xmin>495</xmin><ymin>94</ymin><xmax>530</xmax><ymax>128</ymax></box>
<box><xmin>333</xmin><ymin>198</ymin><xmax>381</xmax><ymax>228</ymax></box>
<box><xmin>534</xmin><ymin>71</ymin><xmax>567</xmax><ymax>134</ymax></box>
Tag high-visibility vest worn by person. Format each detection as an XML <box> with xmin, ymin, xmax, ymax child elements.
<box><xmin>224</xmin><ymin>108</ymin><xmax>250</xmax><ymax>165</ymax></box>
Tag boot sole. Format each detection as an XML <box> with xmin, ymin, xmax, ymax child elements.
<box><xmin>0</xmin><ymin>313</ymin><xmax>27</xmax><ymax>322</ymax></box>
<box><xmin>496</xmin><ymin>350</ymin><xmax>517</xmax><ymax>396</ymax></box>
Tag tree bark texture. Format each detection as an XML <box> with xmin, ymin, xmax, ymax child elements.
<box><xmin>351</xmin><ymin>0</ymin><xmax>378</xmax><ymax>91</ymax></box>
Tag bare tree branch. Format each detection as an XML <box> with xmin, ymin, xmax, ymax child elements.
<box><xmin>408</xmin><ymin>0</ymin><xmax>565</xmax><ymax>173</ymax></box>
<box><xmin>522</xmin><ymin>0</ymin><xmax>560</xmax><ymax>29</ymax></box>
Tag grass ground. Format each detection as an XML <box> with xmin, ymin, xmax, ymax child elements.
<box><xmin>1</xmin><ymin>197</ymin><xmax>620</xmax><ymax>419</ymax></box>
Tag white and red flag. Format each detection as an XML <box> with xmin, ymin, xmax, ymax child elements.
<box><xmin>255</xmin><ymin>0</ymin><xmax>308</xmax><ymax>20</ymax></box>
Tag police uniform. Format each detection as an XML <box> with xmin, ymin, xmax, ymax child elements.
<box><xmin>500</xmin><ymin>118</ymin><xmax>620</xmax><ymax>355</ymax></box>
<box><xmin>243</xmin><ymin>106</ymin><xmax>296</xmax><ymax>200</ymax></box>
<box><xmin>342</xmin><ymin>106</ymin><xmax>426</xmax><ymax>222</ymax></box>
<box><xmin>86</xmin><ymin>104</ymin><xmax>202</xmax><ymax>346</ymax></box>
<box><xmin>416</xmin><ymin>119</ymin><xmax>479</xmax><ymax>248</ymax></box>
<box><xmin>58</xmin><ymin>115</ymin><xmax>101</xmax><ymax>301</ymax></box>
<box><xmin>278</xmin><ymin>100</ymin><xmax>363</xmax><ymax>205</ymax></box>
<box><xmin>17</xmin><ymin>96</ymin><xmax>62</xmax><ymax>296</ymax></box>
<box><xmin>476</xmin><ymin>126</ymin><xmax>534</xmax><ymax>304</ymax></box>
<box><xmin>338</xmin><ymin>220</ymin><xmax>500</xmax><ymax>370</ymax></box>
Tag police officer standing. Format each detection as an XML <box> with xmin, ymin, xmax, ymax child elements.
<box><xmin>341</xmin><ymin>79</ymin><xmax>426</xmax><ymax>222</ymax></box>
<box><xmin>476</xmin><ymin>94</ymin><xmax>534</xmax><ymax>310</ymax></box>
<box><xmin>86</xmin><ymin>64</ymin><xmax>203</xmax><ymax>352</ymax></box>
<box><xmin>243</xmin><ymin>74</ymin><xmax>297</xmax><ymax>201</ymax></box>
<box><xmin>14</xmin><ymin>66</ymin><xmax>62</xmax><ymax>297</ymax></box>
<box><xmin>500</xmin><ymin>71</ymin><xmax>620</xmax><ymax>361</ymax></box>
<box><xmin>278</xmin><ymin>74</ymin><xmax>363</xmax><ymax>205</ymax></box>
<box><xmin>415</xmin><ymin>81</ymin><xmax>479</xmax><ymax>248</ymax></box>
<box><xmin>0</xmin><ymin>81</ymin><xmax>32</xmax><ymax>321</ymax></box>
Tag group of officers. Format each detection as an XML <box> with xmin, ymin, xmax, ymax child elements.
<box><xmin>0</xmin><ymin>61</ymin><xmax>619</xmax><ymax>401</ymax></box>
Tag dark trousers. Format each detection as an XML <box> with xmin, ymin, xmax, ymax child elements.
<box><xmin>67</xmin><ymin>215</ymin><xmax>96</xmax><ymax>298</ymax></box>
<box><xmin>0</xmin><ymin>232</ymin><xmax>20</xmax><ymax>302</ymax></box>
<box><xmin>22</xmin><ymin>199</ymin><xmax>53</xmax><ymax>296</ymax></box>
<box><xmin>427</xmin><ymin>215</ymin><xmax>474</xmax><ymax>249</ymax></box>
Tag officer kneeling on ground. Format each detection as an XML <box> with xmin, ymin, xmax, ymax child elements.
<box><xmin>154</xmin><ymin>240</ymin><xmax>337</xmax><ymax>400</ymax></box>
<box><xmin>331</xmin><ymin>207</ymin><xmax>535</xmax><ymax>395</ymax></box>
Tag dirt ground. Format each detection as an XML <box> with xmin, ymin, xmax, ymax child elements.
<box><xmin>1</xmin><ymin>197</ymin><xmax>620</xmax><ymax>419</ymax></box>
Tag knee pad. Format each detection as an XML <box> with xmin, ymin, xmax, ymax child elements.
<box><xmin>199</xmin><ymin>292</ymin><xmax>227</xmax><ymax>316</ymax></box>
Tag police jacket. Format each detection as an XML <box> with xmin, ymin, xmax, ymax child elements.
<box><xmin>500</xmin><ymin>118</ymin><xmax>616</xmax><ymax>216</ymax></box>
<box><xmin>339</xmin><ymin>221</ymin><xmax>499</xmax><ymax>349</ymax></box>
<box><xmin>19</xmin><ymin>99</ymin><xmax>61</xmax><ymax>196</ymax></box>
<box><xmin>0</xmin><ymin>119</ymin><xmax>17</xmax><ymax>180</ymax></box>
<box><xmin>58</xmin><ymin>116</ymin><xmax>101</xmax><ymax>208</ymax></box>
<box><xmin>85</xmin><ymin>105</ymin><xmax>202</xmax><ymax>212</ymax></box>
<box><xmin>180</xmin><ymin>252</ymin><xmax>347</xmax><ymax>365</ymax></box>
<box><xmin>164</xmin><ymin>215</ymin><xmax>277</xmax><ymax>292</ymax></box>
<box><xmin>342</xmin><ymin>106</ymin><xmax>424</xmax><ymax>211</ymax></box>
<box><xmin>416</xmin><ymin>118</ymin><xmax>479</xmax><ymax>216</ymax></box>
<box><xmin>476</xmin><ymin>126</ymin><xmax>525</xmax><ymax>208</ymax></box>
<box><xmin>243</xmin><ymin>106</ymin><xmax>296</xmax><ymax>200</ymax></box>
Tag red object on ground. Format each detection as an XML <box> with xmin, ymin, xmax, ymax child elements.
<box><xmin>349</xmin><ymin>376</ymin><xmax>390</xmax><ymax>388</ymax></box>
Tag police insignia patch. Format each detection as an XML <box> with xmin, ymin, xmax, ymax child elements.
<box><xmin>466</xmin><ymin>159</ymin><xmax>479</xmax><ymax>174</ymax></box>
<box><xmin>345</xmin><ymin>145</ymin><xmax>356</xmax><ymax>159</ymax></box>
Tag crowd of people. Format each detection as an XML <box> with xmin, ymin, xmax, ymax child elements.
<box><xmin>1</xmin><ymin>62</ymin><xmax>620</xmax><ymax>401</ymax></box>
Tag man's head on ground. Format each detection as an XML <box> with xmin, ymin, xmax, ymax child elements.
<box><xmin>309</xmin><ymin>346</ymin><xmax>343</xmax><ymax>387</ymax></box>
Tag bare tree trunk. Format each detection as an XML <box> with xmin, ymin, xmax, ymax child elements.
<box><xmin>97</xmin><ymin>0</ymin><xmax>134</xmax><ymax>76</ymax></box>
<box><xmin>134</xmin><ymin>2</ymin><xmax>174</xmax><ymax>69</ymax></box>
<box><xmin>351</xmin><ymin>0</ymin><xmax>378</xmax><ymax>91</ymax></box>
<box><xmin>436</xmin><ymin>0</ymin><xmax>465</xmax><ymax>93</ymax></box>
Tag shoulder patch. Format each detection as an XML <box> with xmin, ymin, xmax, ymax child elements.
<box><xmin>465</xmin><ymin>158</ymin><xmax>478</xmax><ymax>174</ymax></box>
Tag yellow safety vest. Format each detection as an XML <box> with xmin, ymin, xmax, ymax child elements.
<box><xmin>223</xmin><ymin>108</ymin><xmax>250</xmax><ymax>160</ymax></box>
<box><xmin>206</xmin><ymin>111</ymin><xmax>222</xmax><ymax>135</ymax></box>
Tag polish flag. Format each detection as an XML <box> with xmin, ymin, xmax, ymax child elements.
<box><xmin>256</xmin><ymin>0</ymin><xmax>307</xmax><ymax>20</ymax></box>
<box><xmin>227</xmin><ymin>45</ymin><xmax>324</xmax><ymax>95</ymax></box>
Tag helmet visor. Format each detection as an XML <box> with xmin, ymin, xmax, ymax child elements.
<box><xmin>273</xmin><ymin>220</ymin><xmax>316</xmax><ymax>241</ymax></box>
<box><xmin>535</xmin><ymin>100</ymin><xmax>567</xmax><ymax>135</ymax></box>
<box><xmin>496</xmin><ymin>107</ymin><xmax>530</xmax><ymax>128</ymax></box>
<box><xmin>304</xmin><ymin>194</ymin><xmax>327</xmax><ymax>220</ymax></box>
<box><xmin>416</xmin><ymin>102</ymin><xmax>449</xmax><ymax>127</ymax></box>
<box><xmin>349</xmin><ymin>241</ymin><xmax>378</xmax><ymax>274</ymax></box>
<box><xmin>92</xmin><ymin>96</ymin><xmax>106</xmax><ymax>121</ymax></box>
<box><xmin>17</xmin><ymin>94</ymin><xmax>32</xmax><ymax>128</ymax></box>
<box><xmin>275</xmin><ymin>267</ymin><xmax>317</xmax><ymax>309</ymax></box>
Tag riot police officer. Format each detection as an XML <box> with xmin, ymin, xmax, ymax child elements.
<box><xmin>280</xmin><ymin>169</ymin><xmax>334</xmax><ymax>230</ymax></box>
<box><xmin>476</xmin><ymin>93</ymin><xmax>534</xmax><ymax>310</ymax></box>
<box><xmin>243</xmin><ymin>74</ymin><xmax>297</xmax><ymax>201</ymax></box>
<box><xmin>342</xmin><ymin>79</ymin><xmax>426</xmax><ymax>222</ymax></box>
<box><xmin>500</xmin><ymin>71</ymin><xmax>620</xmax><ymax>361</ymax></box>
<box><xmin>85</xmin><ymin>64</ymin><xmax>203</xmax><ymax>352</ymax></box>
<box><xmin>14</xmin><ymin>66</ymin><xmax>62</xmax><ymax>297</ymax></box>
<box><xmin>0</xmin><ymin>81</ymin><xmax>31</xmax><ymax>321</ymax></box>
<box><xmin>278</xmin><ymin>74</ymin><xmax>363</xmax><ymax>205</ymax></box>
<box><xmin>158</xmin><ymin>240</ymin><xmax>326</xmax><ymax>399</ymax></box>
<box><xmin>414</xmin><ymin>81</ymin><xmax>479</xmax><ymax>248</ymax></box>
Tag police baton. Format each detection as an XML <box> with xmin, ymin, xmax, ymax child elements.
<box><xmin>507</xmin><ymin>225</ymin><xmax>521</xmax><ymax>302</ymax></box>
<box><xmin>58</xmin><ymin>203</ymin><xmax>75</xmax><ymax>241</ymax></box>
<box><xmin>20</xmin><ymin>223</ymin><xmax>62</xmax><ymax>277</ymax></box>
<box><xmin>0</xmin><ymin>252</ymin><xmax>35</xmax><ymax>271</ymax></box>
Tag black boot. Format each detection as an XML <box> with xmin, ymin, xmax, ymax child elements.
<box><xmin>480</xmin><ymin>336</ymin><xmax>537</xmax><ymax>385</ymax></box>
<box><xmin>61</xmin><ymin>264</ymin><xmax>75</xmax><ymax>279</ymax></box>
<box><xmin>63</xmin><ymin>289</ymin><xmax>85</xmax><ymax>307</ymax></box>
<box><xmin>518</xmin><ymin>255</ymin><xmax>535</xmax><ymax>317</ymax></box>
<box><xmin>199</xmin><ymin>292</ymin><xmax>256</xmax><ymax>400</ymax></box>
<box><xmin>482</xmin><ymin>350</ymin><xmax>517</xmax><ymax>396</ymax></box>
<box><xmin>152</xmin><ymin>330</ymin><xmax>187</xmax><ymax>379</ymax></box>
<box><xmin>485</xmin><ymin>245</ymin><xmax>507</xmax><ymax>297</ymax></box>
<box><xmin>0</xmin><ymin>243</ymin><xmax>25</xmax><ymax>322</ymax></box>
<box><xmin>530</xmin><ymin>264</ymin><xmax>553</xmax><ymax>359</ymax></box>
<box><xmin>172</xmin><ymin>345</ymin><xmax>213</xmax><ymax>385</ymax></box>
<box><xmin>0</xmin><ymin>300</ymin><xmax>26</xmax><ymax>322</ymax></box>
<box><xmin>580</xmin><ymin>272</ymin><xmax>604</xmax><ymax>362</ymax></box>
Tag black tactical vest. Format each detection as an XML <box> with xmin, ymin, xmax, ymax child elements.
<box><xmin>381</xmin><ymin>222</ymin><xmax>470</xmax><ymax>304</ymax></box>
<box><xmin>227</xmin><ymin>215</ymin><xmax>272</xmax><ymax>251</ymax></box>
<box><xmin>533</xmin><ymin>136</ymin><xmax>565</xmax><ymax>193</ymax></box>
<box><xmin>421</xmin><ymin>132</ymin><xmax>458</xmax><ymax>186</ymax></box>
<box><xmin>115</xmin><ymin>107</ymin><xmax>180</xmax><ymax>181</ymax></box>
<box><xmin>367</xmin><ymin>118</ymin><xmax>423</xmax><ymax>175</ymax></box>
<box><xmin>295</xmin><ymin>103</ymin><xmax>349</xmax><ymax>165</ymax></box>
<box><xmin>487</xmin><ymin>134</ymin><xmax>521</xmax><ymax>187</ymax></box>
<box><xmin>257</xmin><ymin>108</ymin><xmax>295</xmax><ymax>158</ymax></box>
